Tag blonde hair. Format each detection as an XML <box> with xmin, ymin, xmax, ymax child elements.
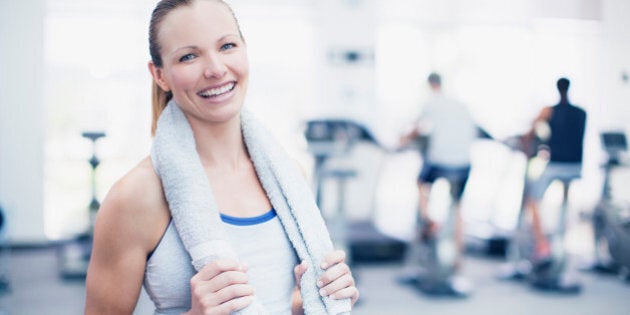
<box><xmin>151</xmin><ymin>81</ymin><xmax>172</xmax><ymax>135</ymax></box>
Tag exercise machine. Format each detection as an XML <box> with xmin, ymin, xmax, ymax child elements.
<box><xmin>57</xmin><ymin>131</ymin><xmax>105</xmax><ymax>280</ymax></box>
<box><xmin>399</xmin><ymin>174</ymin><xmax>473</xmax><ymax>297</ymax></box>
<box><xmin>585</xmin><ymin>131</ymin><xmax>630</xmax><ymax>279</ymax></box>
<box><xmin>462</xmin><ymin>130</ymin><xmax>520</xmax><ymax>257</ymax></box>
<box><xmin>395</xmin><ymin>132</ymin><xmax>475</xmax><ymax>297</ymax></box>
<box><xmin>498</xmin><ymin>136</ymin><xmax>581</xmax><ymax>293</ymax></box>
<box><xmin>304</xmin><ymin>119</ymin><xmax>407</xmax><ymax>263</ymax></box>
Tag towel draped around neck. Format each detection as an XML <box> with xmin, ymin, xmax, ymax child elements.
<box><xmin>150</xmin><ymin>100</ymin><xmax>351</xmax><ymax>314</ymax></box>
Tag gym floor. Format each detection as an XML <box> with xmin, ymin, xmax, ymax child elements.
<box><xmin>0</xmin><ymin>245</ymin><xmax>628</xmax><ymax>315</ymax></box>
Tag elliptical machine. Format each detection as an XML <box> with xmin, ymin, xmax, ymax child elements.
<box><xmin>586</xmin><ymin>131</ymin><xmax>630</xmax><ymax>279</ymax></box>
<box><xmin>498</xmin><ymin>135</ymin><xmax>581</xmax><ymax>293</ymax></box>
<box><xmin>397</xmin><ymin>135</ymin><xmax>473</xmax><ymax>297</ymax></box>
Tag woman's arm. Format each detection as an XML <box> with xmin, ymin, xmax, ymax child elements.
<box><xmin>85</xmin><ymin>160</ymin><xmax>169</xmax><ymax>314</ymax></box>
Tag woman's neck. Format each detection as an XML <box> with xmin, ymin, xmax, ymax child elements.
<box><xmin>189</xmin><ymin>114</ymin><xmax>248</xmax><ymax>171</ymax></box>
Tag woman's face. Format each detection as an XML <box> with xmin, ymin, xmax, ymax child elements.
<box><xmin>150</xmin><ymin>0</ymin><xmax>249</xmax><ymax>126</ymax></box>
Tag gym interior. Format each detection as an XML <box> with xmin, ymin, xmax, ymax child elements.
<box><xmin>1</xmin><ymin>0</ymin><xmax>629</xmax><ymax>314</ymax></box>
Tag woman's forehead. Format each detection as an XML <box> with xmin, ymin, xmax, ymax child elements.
<box><xmin>161</xmin><ymin>1</ymin><xmax>235</xmax><ymax>31</ymax></box>
<box><xmin>158</xmin><ymin>1</ymin><xmax>238</xmax><ymax>44</ymax></box>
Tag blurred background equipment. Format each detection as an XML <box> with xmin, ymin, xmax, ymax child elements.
<box><xmin>465</xmin><ymin>133</ymin><xmax>540</xmax><ymax>257</ymax></box>
<box><xmin>0</xmin><ymin>203</ymin><xmax>8</xmax><ymax>315</ymax></box>
<box><xmin>585</xmin><ymin>131</ymin><xmax>630</xmax><ymax>279</ymax></box>
<box><xmin>0</xmin><ymin>204</ymin><xmax>10</xmax><ymax>296</ymax></box>
<box><xmin>82</xmin><ymin>131</ymin><xmax>107</xmax><ymax>234</ymax></box>
<box><xmin>453</xmin><ymin>129</ymin><xmax>522</xmax><ymax>257</ymax></box>
<box><xmin>305</xmin><ymin>119</ymin><xmax>407</xmax><ymax>264</ymax></box>
<box><xmin>56</xmin><ymin>131</ymin><xmax>105</xmax><ymax>280</ymax></box>
<box><xmin>399</xmin><ymin>176</ymin><xmax>473</xmax><ymax>297</ymax></box>
<box><xmin>497</xmin><ymin>134</ymin><xmax>582</xmax><ymax>294</ymax></box>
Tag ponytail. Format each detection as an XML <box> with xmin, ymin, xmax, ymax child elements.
<box><xmin>151</xmin><ymin>80</ymin><xmax>172</xmax><ymax>136</ymax></box>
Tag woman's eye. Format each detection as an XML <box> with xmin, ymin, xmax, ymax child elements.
<box><xmin>220</xmin><ymin>43</ymin><xmax>236</xmax><ymax>51</ymax></box>
<box><xmin>179</xmin><ymin>54</ymin><xmax>196</xmax><ymax>62</ymax></box>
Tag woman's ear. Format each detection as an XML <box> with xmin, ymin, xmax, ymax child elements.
<box><xmin>148</xmin><ymin>61</ymin><xmax>171</xmax><ymax>92</ymax></box>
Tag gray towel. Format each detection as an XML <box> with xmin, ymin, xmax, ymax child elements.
<box><xmin>151</xmin><ymin>100</ymin><xmax>351</xmax><ymax>315</ymax></box>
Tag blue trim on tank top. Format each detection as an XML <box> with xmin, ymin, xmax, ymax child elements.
<box><xmin>220</xmin><ymin>209</ymin><xmax>276</xmax><ymax>226</ymax></box>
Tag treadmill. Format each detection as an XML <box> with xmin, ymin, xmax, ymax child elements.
<box><xmin>304</xmin><ymin>119</ymin><xmax>407</xmax><ymax>263</ymax></box>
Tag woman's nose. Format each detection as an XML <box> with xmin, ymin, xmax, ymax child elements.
<box><xmin>203</xmin><ymin>54</ymin><xmax>227</xmax><ymax>79</ymax></box>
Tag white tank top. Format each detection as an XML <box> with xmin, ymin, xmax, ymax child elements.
<box><xmin>143</xmin><ymin>209</ymin><xmax>298</xmax><ymax>315</ymax></box>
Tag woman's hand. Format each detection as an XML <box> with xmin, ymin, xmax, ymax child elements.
<box><xmin>185</xmin><ymin>259</ymin><xmax>255</xmax><ymax>315</ymax></box>
<box><xmin>293</xmin><ymin>250</ymin><xmax>359</xmax><ymax>306</ymax></box>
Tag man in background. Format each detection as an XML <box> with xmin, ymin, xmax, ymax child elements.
<box><xmin>524</xmin><ymin>77</ymin><xmax>587</xmax><ymax>264</ymax></box>
<box><xmin>398</xmin><ymin>72</ymin><xmax>478</xmax><ymax>293</ymax></box>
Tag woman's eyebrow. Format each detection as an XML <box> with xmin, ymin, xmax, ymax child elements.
<box><xmin>168</xmin><ymin>45</ymin><xmax>199</xmax><ymax>57</ymax></box>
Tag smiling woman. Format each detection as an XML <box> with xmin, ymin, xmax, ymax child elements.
<box><xmin>84</xmin><ymin>1</ymin><xmax>358</xmax><ymax>314</ymax></box>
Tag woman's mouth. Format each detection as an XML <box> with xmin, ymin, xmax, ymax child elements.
<box><xmin>197</xmin><ymin>82</ymin><xmax>235</xmax><ymax>99</ymax></box>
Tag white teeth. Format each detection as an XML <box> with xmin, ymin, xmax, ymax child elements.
<box><xmin>200</xmin><ymin>82</ymin><xmax>235</xmax><ymax>97</ymax></box>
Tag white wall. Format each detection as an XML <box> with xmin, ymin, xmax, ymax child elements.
<box><xmin>311</xmin><ymin>0</ymin><xmax>378</xmax><ymax>125</ymax></box>
<box><xmin>0</xmin><ymin>0</ymin><xmax>46</xmax><ymax>244</ymax></box>
<box><xmin>600</xmin><ymin>0</ymin><xmax>630</xmax><ymax>130</ymax></box>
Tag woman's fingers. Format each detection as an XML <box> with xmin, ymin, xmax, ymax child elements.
<box><xmin>206</xmin><ymin>270</ymin><xmax>250</xmax><ymax>292</ymax></box>
<box><xmin>213</xmin><ymin>295</ymin><xmax>254</xmax><ymax>315</ymax></box>
<box><xmin>189</xmin><ymin>259</ymin><xmax>254</xmax><ymax>313</ymax></box>
<box><xmin>318</xmin><ymin>273</ymin><xmax>353</xmax><ymax>297</ymax></box>
<box><xmin>326</xmin><ymin>286</ymin><xmax>360</xmax><ymax>304</ymax></box>
<box><xmin>190</xmin><ymin>273</ymin><xmax>253</xmax><ymax>309</ymax></box>
<box><xmin>318</xmin><ymin>261</ymin><xmax>350</xmax><ymax>288</ymax></box>
<box><xmin>193</xmin><ymin>259</ymin><xmax>246</xmax><ymax>282</ymax></box>
<box><xmin>319</xmin><ymin>250</ymin><xmax>346</xmax><ymax>270</ymax></box>
<box><xmin>317</xmin><ymin>250</ymin><xmax>359</xmax><ymax>306</ymax></box>
<box><xmin>207</xmin><ymin>283</ymin><xmax>256</xmax><ymax>306</ymax></box>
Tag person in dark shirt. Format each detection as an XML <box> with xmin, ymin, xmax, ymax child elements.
<box><xmin>525</xmin><ymin>77</ymin><xmax>587</xmax><ymax>261</ymax></box>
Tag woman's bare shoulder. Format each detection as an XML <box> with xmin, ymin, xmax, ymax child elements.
<box><xmin>95</xmin><ymin>156</ymin><xmax>169</xmax><ymax>248</ymax></box>
<box><xmin>105</xmin><ymin>158</ymin><xmax>165</xmax><ymax>209</ymax></box>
